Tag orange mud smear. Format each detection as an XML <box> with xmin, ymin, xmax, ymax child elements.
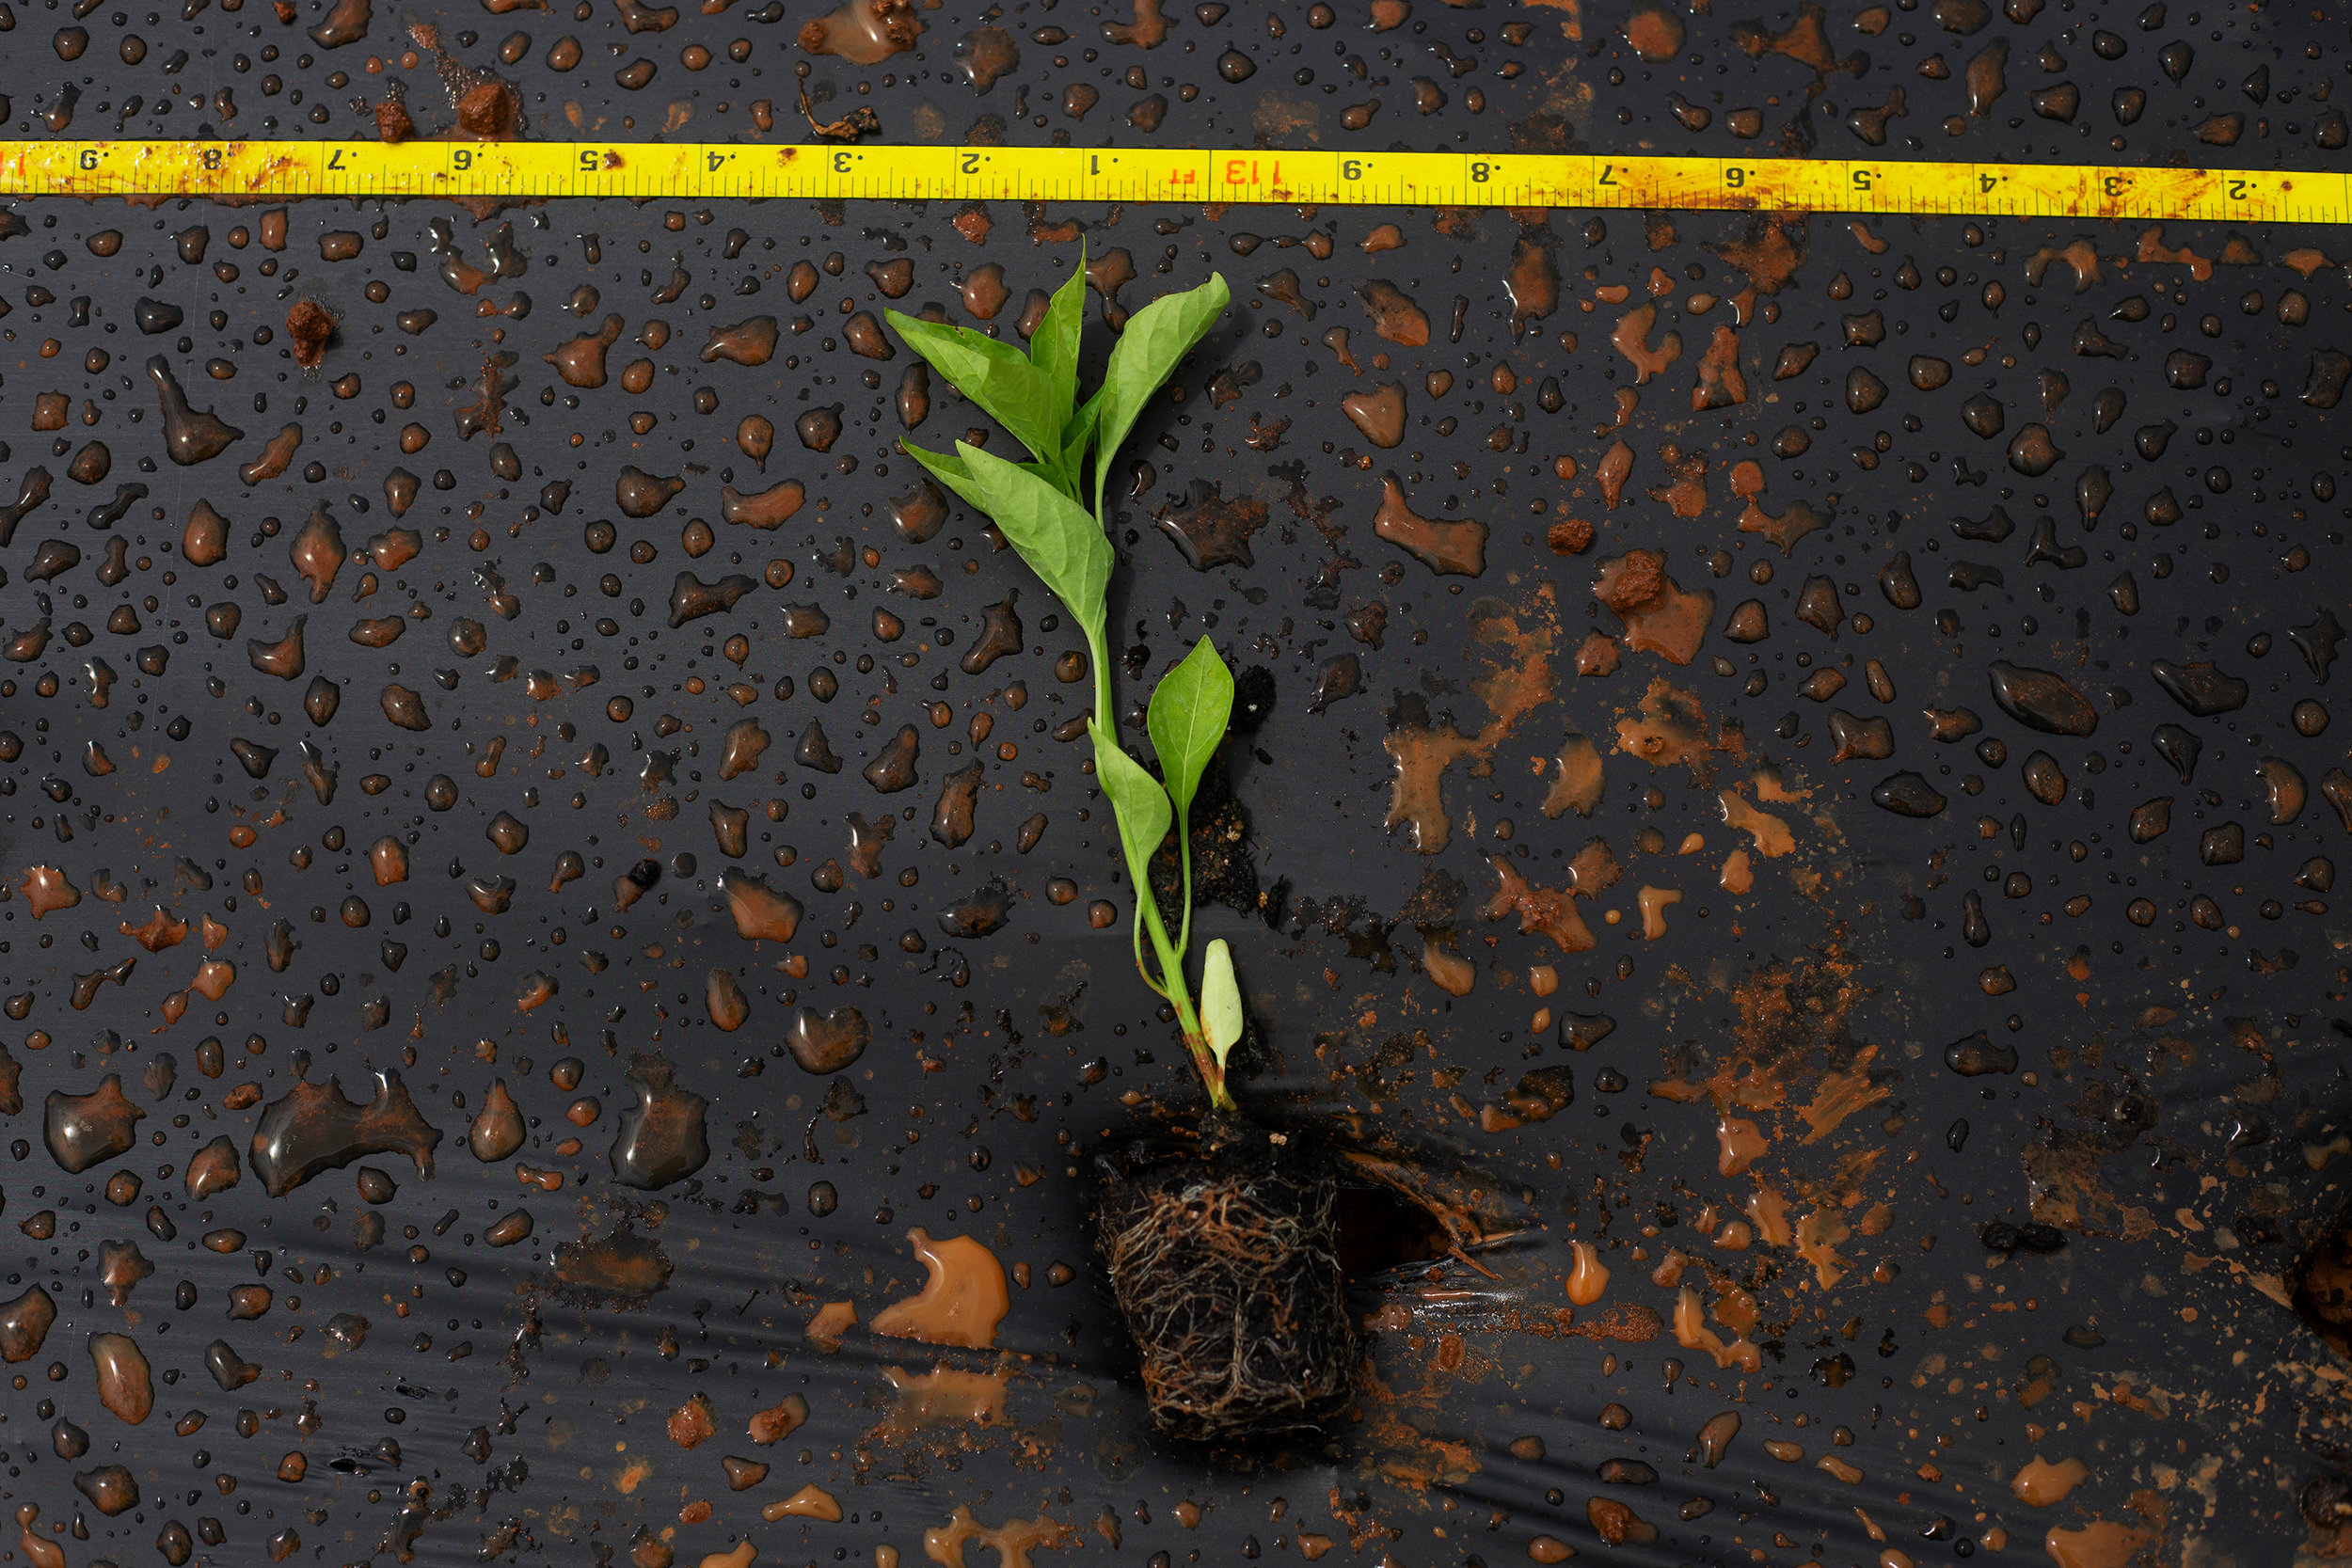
<box><xmin>798</xmin><ymin>0</ymin><xmax>920</xmax><ymax>64</ymax></box>
<box><xmin>2011</xmin><ymin>1455</ymin><xmax>2091</xmax><ymax>1506</ymax></box>
<box><xmin>923</xmin><ymin>1504</ymin><xmax>1072</xmax><ymax>1568</ymax></box>
<box><xmin>1565</xmin><ymin>1240</ymin><xmax>1611</xmax><ymax>1305</ymax></box>
<box><xmin>871</xmin><ymin>1229</ymin><xmax>1010</xmax><ymax>1349</ymax></box>
<box><xmin>1384</xmin><ymin>595</ymin><xmax>1556</xmax><ymax>854</ymax></box>
<box><xmin>880</xmin><ymin>1367</ymin><xmax>1009</xmax><ymax>1438</ymax></box>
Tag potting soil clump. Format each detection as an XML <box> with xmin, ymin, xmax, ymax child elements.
<box><xmin>1095</xmin><ymin>1120</ymin><xmax>1359</xmax><ymax>1442</ymax></box>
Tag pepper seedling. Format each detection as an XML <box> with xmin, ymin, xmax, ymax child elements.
<box><xmin>886</xmin><ymin>257</ymin><xmax>1244</xmax><ymax>1110</ymax></box>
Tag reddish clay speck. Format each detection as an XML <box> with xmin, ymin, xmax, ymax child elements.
<box><xmin>285</xmin><ymin>301</ymin><xmax>336</xmax><ymax>369</ymax></box>
<box><xmin>1547</xmin><ymin>516</ymin><xmax>1594</xmax><ymax>556</ymax></box>
<box><xmin>373</xmin><ymin>99</ymin><xmax>412</xmax><ymax>144</ymax></box>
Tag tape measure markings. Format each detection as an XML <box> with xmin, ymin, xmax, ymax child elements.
<box><xmin>0</xmin><ymin>140</ymin><xmax>2340</xmax><ymax>222</ymax></box>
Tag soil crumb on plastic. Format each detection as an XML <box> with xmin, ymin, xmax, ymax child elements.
<box><xmin>285</xmin><ymin>301</ymin><xmax>336</xmax><ymax>368</ymax></box>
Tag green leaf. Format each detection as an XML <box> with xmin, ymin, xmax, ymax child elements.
<box><xmin>1145</xmin><ymin>635</ymin><xmax>1233</xmax><ymax>820</ymax></box>
<box><xmin>1199</xmin><ymin>938</ymin><xmax>1243</xmax><ymax>1068</ymax></box>
<box><xmin>1093</xmin><ymin>732</ymin><xmax>1173</xmax><ymax>931</ymax></box>
<box><xmin>904</xmin><ymin>440</ymin><xmax>1068</xmax><ymax>525</ymax></box>
<box><xmin>1089</xmin><ymin>273</ymin><xmax>1232</xmax><ymax>512</ymax></box>
<box><xmin>1033</xmin><ymin>247</ymin><xmax>1089</xmax><ymax>446</ymax></box>
<box><xmin>953</xmin><ymin>439</ymin><xmax>1112</xmax><ymax>634</ymax></box>
<box><xmin>884</xmin><ymin>309</ymin><xmax>1066</xmax><ymax>472</ymax></box>
<box><xmin>897</xmin><ymin>438</ymin><xmax>990</xmax><ymax>515</ymax></box>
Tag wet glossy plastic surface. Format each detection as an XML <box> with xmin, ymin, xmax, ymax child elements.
<box><xmin>0</xmin><ymin>2</ymin><xmax>2348</xmax><ymax>1565</ymax></box>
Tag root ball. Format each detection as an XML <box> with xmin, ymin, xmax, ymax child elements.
<box><xmin>1095</xmin><ymin>1124</ymin><xmax>1358</xmax><ymax>1442</ymax></box>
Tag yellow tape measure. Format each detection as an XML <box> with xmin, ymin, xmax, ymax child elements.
<box><xmin>0</xmin><ymin>140</ymin><xmax>2339</xmax><ymax>220</ymax></box>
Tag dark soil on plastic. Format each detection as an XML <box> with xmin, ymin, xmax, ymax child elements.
<box><xmin>2293</xmin><ymin>1198</ymin><xmax>2352</xmax><ymax>1360</ymax></box>
<box><xmin>1146</xmin><ymin>754</ymin><xmax>1262</xmax><ymax>928</ymax></box>
<box><xmin>1094</xmin><ymin>1117</ymin><xmax>1359</xmax><ymax>1443</ymax></box>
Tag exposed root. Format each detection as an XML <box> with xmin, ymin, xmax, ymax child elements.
<box><xmin>1334</xmin><ymin>1147</ymin><xmax>1518</xmax><ymax>1271</ymax></box>
<box><xmin>1095</xmin><ymin>1121</ymin><xmax>1358</xmax><ymax>1442</ymax></box>
<box><xmin>800</xmin><ymin>85</ymin><xmax>882</xmax><ymax>142</ymax></box>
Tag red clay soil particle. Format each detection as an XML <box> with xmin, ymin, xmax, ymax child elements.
<box><xmin>457</xmin><ymin>81</ymin><xmax>513</xmax><ymax>135</ymax></box>
<box><xmin>667</xmin><ymin>1393</ymin><xmax>717</xmax><ymax>1449</ymax></box>
<box><xmin>374</xmin><ymin>99</ymin><xmax>413</xmax><ymax>144</ymax></box>
<box><xmin>1546</xmin><ymin>516</ymin><xmax>1594</xmax><ymax>556</ymax></box>
<box><xmin>1095</xmin><ymin>1121</ymin><xmax>1358</xmax><ymax>1442</ymax></box>
<box><xmin>1594</xmin><ymin>548</ymin><xmax>1666</xmax><ymax>613</ymax></box>
<box><xmin>285</xmin><ymin>301</ymin><xmax>336</xmax><ymax>369</ymax></box>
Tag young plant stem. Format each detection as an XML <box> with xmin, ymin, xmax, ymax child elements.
<box><xmin>1173</xmin><ymin>802</ymin><xmax>1195</xmax><ymax>967</ymax></box>
<box><xmin>1144</xmin><ymin>895</ymin><xmax>1229</xmax><ymax>1111</ymax></box>
<box><xmin>883</xmin><ymin>265</ymin><xmax>1238</xmax><ymax>1116</ymax></box>
<box><xmin>1084</xmin><ymin>582</ymin><xmax>1234</xmax><ymax>1113</ymax></box>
